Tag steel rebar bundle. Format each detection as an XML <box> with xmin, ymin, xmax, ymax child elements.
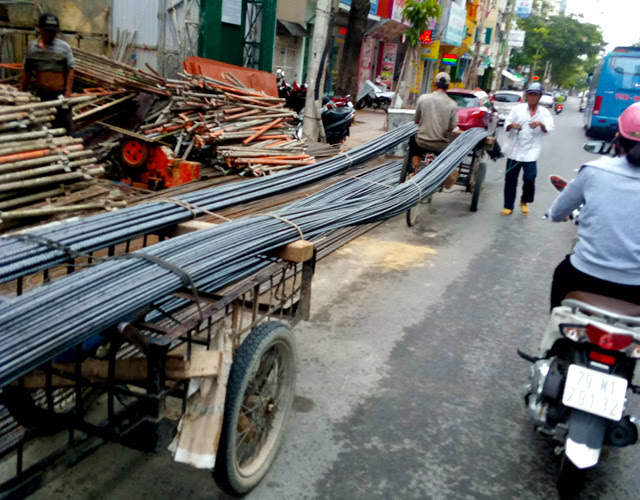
<box><xmin>0</xmin><ymin>123</ymin><xmax>418</xmax><ymax>284</ymax></box>
<box><xmin>0</xmin><ymin>128</ymin><xmax>488</xmax><ymax>388</ymax></box>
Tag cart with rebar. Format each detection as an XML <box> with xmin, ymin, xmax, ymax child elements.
<box><xmin>0</xmin><ymin>225</ymin><xmax>322</xmax><ymax>498</ymax></box>
<box><xmin>399</xmin><ymin>132</ymin><xmax>496</xmax><ymax>225</ymax></box>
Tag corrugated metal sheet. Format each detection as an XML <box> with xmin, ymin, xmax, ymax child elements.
<box><xmin>111</xmin><ymin>0</ymin><xmax>159</xmax><ymax>47</ymax></box>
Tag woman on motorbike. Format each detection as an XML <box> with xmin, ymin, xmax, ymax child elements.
<box><xmin>547</xmin><ymin>102</ymin><xmax>640</xmax><ymax>309</ymax></box>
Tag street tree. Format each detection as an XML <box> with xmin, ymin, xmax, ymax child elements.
<box><xmin>509</xmin><ymin>12</ymin><xmax>605</xmax><ymax>88</ymax></box>
<box><xmin>392</xmin><ymin>0</ymin><xmax>441</xmax><ymax>107</ymax></box>
<box><xmin>334</xmin><ymin>0</ymin><xmax>371</xmax><ymax>100</ymax></box>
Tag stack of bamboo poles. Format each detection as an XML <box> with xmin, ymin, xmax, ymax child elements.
<box><xmin>72</xmin><ymin>48</ymin><xmax>168</xmax><ymax>97</ymax></box>
<box><xmin>0</xmin><ymin>87</ymin><xmax>121</xmax><ymax>227</ymax></box>
<box><xmin>139</xmin><ymin>73</ymin><xmax>313</xmax><ymax>176</ymax></box>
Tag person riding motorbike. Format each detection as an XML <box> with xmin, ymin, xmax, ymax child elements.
<box><xmin>547</xmin><ymin>102</ymin><xmax>640</xmax><ymax>309</ymax></box>
<box><xmin>410</xmin><ymin>72</ymin><xmax>458</xmax><ymax>187</ymax></box>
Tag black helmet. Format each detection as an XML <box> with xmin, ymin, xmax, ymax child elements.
<box><xmin>38</xmin><ymin>13</ymin><xmax>60</xmax><ymax>32</ymax></box>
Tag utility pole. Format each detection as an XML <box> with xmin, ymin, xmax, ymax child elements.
<box><xmin>491</xmin><ymin>0</ymin><xmax>516</xmax><ymax>93</ymax></box>
<box><xmin>464</xmin><ymin>0</ymin><xmax>489</xmax><ymax>89</ymax></box>
<box><xmin>302</xmin><ymin>0</ymin><xmax>339</xmax><ymax>141</ymax></box>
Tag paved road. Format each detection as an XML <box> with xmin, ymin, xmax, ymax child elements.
<box><xmin>30</xmin><ymin>98</ymin><xmax>640</xmax><ymax>499</ymax></box>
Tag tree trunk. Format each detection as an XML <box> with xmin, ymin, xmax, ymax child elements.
<box><xmin>392</xmin><ymin>44</ymin><xmax>412</xmax><ymax>109</ymax></box>
<box><xmin>491</xmin><ymin>0</ymin><xmax>516</xmax><ymax>93</ymax></box>
<box><xmin>465</xmin><ymin>0</ymin><xmax>489</xmax><ymax>89</ymax></box>
<box><xmin>303</xmin><ymin>0</ymin><xmax>340</xmax><ymax>141</ymax></box>
<box><xmin>334</xmin><ymin>0</ymin><xmax>370</xmax><ymax>100</ymax></box>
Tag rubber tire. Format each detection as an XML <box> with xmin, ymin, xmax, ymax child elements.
<box><xmin>469</xmin><ymin>162</ymin><xmax>487</xmax><ymax>212</ymax></box>
<box><xmin>355</xmin><ymin>98</ymin><xmax>367</xmax><ymax>110</ymax></box>
<box><xmin>1</xmin><ymin>386</ymin><xmax>100</xmax><ymax>434</ymax></box>
<box><xmin>557</xmin><ymin>452</ymin><xmax>586</xmax><ymax>498</ymax></box>
<box><xmin>213</xmin><ymin>321</ymin><xmax>297</xmax><ymax>496</ymax></box>
<box><xmin>406</xmin><ymin>205</ymin><xmax>420</xmax><ymax>226</ymax></box>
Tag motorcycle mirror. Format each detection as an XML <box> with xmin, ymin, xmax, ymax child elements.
<box><xmin>583</xmin><ymin>140</ymin><xmax>610</xmax><ymax>155</ymax></box>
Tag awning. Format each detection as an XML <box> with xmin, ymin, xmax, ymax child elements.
<box><xmin>277</xmin><ymin>20</ymin><xmax>310</xmax><ymax>38</ymax></box>
<box><xmin>502</xmin><ymin>69</ymin><xmax>521</xmax><ymax>81</ymax></box>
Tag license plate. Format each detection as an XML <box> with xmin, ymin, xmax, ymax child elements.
<box><xmin>562</xmin><ymin>364</ymin><xmax>628</xmax><ymax>421</ymax></box>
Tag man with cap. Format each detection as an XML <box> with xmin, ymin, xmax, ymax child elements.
<box><xmin>501</xmin><ymin>81</ymin><xmax>554</xmax><ymax>215</ymax></box>
<box><xmin>20</xmin><ymin>13</ymin><xmax>75</xmax><ymax>133</ymax></box>
<box><xmin>410</xmin><ymin>72</ymin><xmax>459</xmax><ymax>185</ymax></box>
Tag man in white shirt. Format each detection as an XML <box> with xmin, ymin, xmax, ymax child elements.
<box><xmin>501</xmin><ymin>82</ymin><xmax>554</xmax><ymax>215</ymax></box>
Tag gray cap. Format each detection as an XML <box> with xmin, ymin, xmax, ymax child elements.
<box><xmin>435</xmin><ymin>72</ymin><xmax>451</xmax><ymax>85</ymax></box>
<box><xmin>526</xmin><ymin>81</ymin><xmax>543</xmax><ymax>94</ymax></box>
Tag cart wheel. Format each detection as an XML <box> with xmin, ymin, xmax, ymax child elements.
<box><xmin>469</xmin><ymin>162</ymin><xmax>487</xmax><ymax>212</ymax></box>
<box><xmin>214</xmin><ymin>321</ymin><xmax>297</xmax><ymax>496</ymax></box>
<box><xmin>1</xmin><ymin>386</ymin><xmax>100</xmax><ymax>434</ymax></box>
<box><xmin>406</xmin><ymin>204</ymin><xmax>420</xmax><ymax>226</ymax></box>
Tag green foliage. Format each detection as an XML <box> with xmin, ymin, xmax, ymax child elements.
<box><xmin>510</xmin><ymin>13</ymin><xmax>606</xmax><ymax>87</ymax></box>
<box><xmin>402</xmin><ymin>0</ymin><xmax>441</xmax><ymax>47</ymax></box>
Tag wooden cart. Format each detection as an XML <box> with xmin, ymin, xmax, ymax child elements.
<box><xmin>399</xmin><ymin>133</ymin><xmax>496</xmax><ymax>226</ymax></box>
<box><xmin>0</xmin><ymin>222</ymin><xmax>322</xmax><ymax>498</ymax></box>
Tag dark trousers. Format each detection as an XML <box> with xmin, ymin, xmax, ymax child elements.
<box><xmin>550</xmin><ymin>256</ymin><xmax>640</xmax><ymax>310</ymax></box>
<box><xmin>504</xmin><ymin>159</ymin><xmax>536</xmax><ymax>209</ymax></box>
<box><xmin>37</xmin><ymin>91</ymin><xmax>74</xmax><ymax>134</ymax></box>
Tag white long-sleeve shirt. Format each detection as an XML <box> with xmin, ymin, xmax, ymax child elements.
<box><xmin>502</xmin><ymin>103</ymin><xmax>554</xmax><ymax>162</ymax></box>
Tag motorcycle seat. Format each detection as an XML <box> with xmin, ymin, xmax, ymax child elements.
<box><xmin>565</xmin><ymin>291</ymin><xmax>640</xmax><ymax>317</ymax></box>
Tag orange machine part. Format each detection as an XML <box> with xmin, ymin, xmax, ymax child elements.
<box><xmin>140</xmin><ymin>145</ymin><xmax>200</xmax><ymax>189</ymax></box>
<box><xmin>183</xmin><ymin>57</ymin><xmax>278</xmax><ymax>97</ymax></box>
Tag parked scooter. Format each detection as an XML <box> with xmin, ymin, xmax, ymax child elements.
<box><xmin>295</xmin><ymin>97</ymin><xmax>355</xmax><ymax>145</ymax></box>
<box><xmin>519</xmin><ymin>141</ymin><xmax>639</xmax><ymax>493</ymax></box>
<box><xmin>355</xmin><ymin>79</ymin><xmax>394</xmax><ymax>111</ymax></box>
<box><xmin>555</xmin><ymin>103</ymin><xmax>563</xmax><ymax>114</ymax></box>
<box><xmin>276</xmin><ymin>69</ymin><xmax>307</xmax><ymax>113</ymax></box>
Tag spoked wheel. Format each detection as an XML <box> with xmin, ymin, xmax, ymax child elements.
<box><xmin>469</xmin><ymin>162</ymin><xmax>487</xmax><ymax>212</ymax></box>
<box><xmin>214</xmin><ymin>321</ymin><xmax>297</xmax><ymax>496</ymax></box>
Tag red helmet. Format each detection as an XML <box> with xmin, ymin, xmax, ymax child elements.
<box><xmin>618</xmin><ymin>103</ymin><xmax>640</xmax><ymax>141</ymax></box>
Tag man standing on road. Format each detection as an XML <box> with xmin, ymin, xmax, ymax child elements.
<box><xmin>501</xmin><ymin>81</ymin><xmax>554</xmax><ymax>215</ymax></box>
<box><xmin>411</xmin><ymin>72</ymin><xmax>458</xmax><ymax>186</ymax></box>
<box><xmin>20</xmin><ymin>13</ymin><xmax>75</xmax><ymax>133</ymax></box>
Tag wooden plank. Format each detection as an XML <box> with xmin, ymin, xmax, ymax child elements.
<box><xmin>14</xmin><ymin>351</ymin><xmax>222</xmax><ymax>388</ymax></box>
<box><xmin>273</xmin><ymin>239</ymin><xmax>315</xmax><ymax>263</ymax></box>
<box><xmin>165</xmin><ymin>220</ymin><xmax>216</xmax><ymax>237</ymax></box>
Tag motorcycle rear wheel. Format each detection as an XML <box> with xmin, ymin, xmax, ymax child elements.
<box><xmin>557</xmin><ymin>452</ymin><xmax>585</xmax><ymax>497</ymax></box>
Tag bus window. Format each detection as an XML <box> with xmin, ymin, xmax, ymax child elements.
<box><xmin>610</xmin><ymin>57</ymin><xmax>640</xmax><ymax>76</ymax></box>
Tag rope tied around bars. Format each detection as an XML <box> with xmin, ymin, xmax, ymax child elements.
<box><xmin>154</xmin><ymin>198</ymin><xmax>232</xmax><ymax>223</ymax></box>
<box><xmin>5</xmin><ymin>234</ymin><xmax>206</xmax><ymax>321</ymax></box>
<box><xmin>258</xmin><ymin>213</ymin><xmax>305</xmax><ymax>241</ymax></box>
<box><xmin>406</xmin><ymin>179</ymin><xmax>423</xmax><ymax>206</ymax></box>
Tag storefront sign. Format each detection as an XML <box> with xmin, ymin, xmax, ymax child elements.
<box><xmin>379</xmin><ymin>43</ymin><xmax>398</xmax><ymax>88</ymax></box>
<box><xmin>463</xmin><ymin>17</ymin><xmax>475</xmax><ymax>47</ymax></box>
<box><xmin>222</xmin><ymin>0</ymin><xmax>242</xmax><ymax>26</ymax></box>
<box><xmin>443</xmin><ymin>1</ymin><xmax>466</xmax><ymax>47</ymax></box>
<box><xmin>507</xmin><ymin>30</ymin><xmax>526</xmax><ymax>48</ymax></box>
<box><xmin>420</xmin><ymin>30</ymin><xmax>432</xmax><ymax>44</ymax></box>
<box><xmin>442</xmin><ymin>54</ymin><xmax>458</xmax><ymax>66</ymax></box>
<box><xmin>516</xmin><ymin>0</ymin><xmax>534</xmax><ymax>19</ymax></box>
<box><xmin>341</xmin><ymin>0</ymin><xmax>380</xmax><ymax>16</ymax></box>
<box><xmin>391</xmin><ymin>0</ymin><xmax>406</xmax><ymax>24</ymax></box>
<box><xmin>357</xmin><ymin>37</ymin><xmax>376</xmax><ymax>92</ymax></box>
<box><xmin>420</xmin><ymin>41</ymin><xmax>440</xmax><ymax>61</ymax></box>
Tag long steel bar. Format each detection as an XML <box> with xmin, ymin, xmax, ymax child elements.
<box><xmin>0</xmin><ymin>128</ymin><xmax>488</xmax><ymax>389</ymax></box>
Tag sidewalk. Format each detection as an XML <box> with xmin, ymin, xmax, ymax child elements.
<box><xmin>343</xmin><ymin>109</ymin><xmax>389</xmax><ymax>151</ymax></box>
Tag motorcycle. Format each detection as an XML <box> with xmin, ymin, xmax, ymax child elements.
<box><xmin>276</xmin><ymin>68</ymin><xmax>306</xmax><ymax>113</ymax></box>
<box><xmin>555</xmin><ymin>103</ymin><xmax>563</xmax><ymax>114</ymax></box>
<box><xmin>355</xmin><ymin>79</ymin><xmax>394</xmax><ymax>111</ymax></box>
<box><xmin>295</xmin><ymin>97</ymin><xmax>355</xmax><ymax>145</ymax></box>
<box><xmin>519</xmin><ymin>152</ymin><xmax>640</xmax><ymax>491</ymax></box>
